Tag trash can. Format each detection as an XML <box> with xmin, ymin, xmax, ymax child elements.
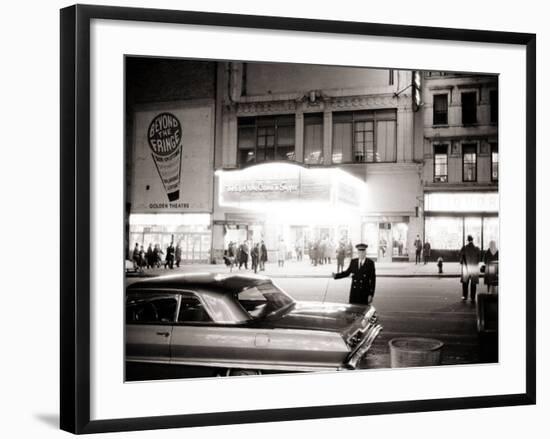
<box><xmin>389</xmin><ymin>337</ymin><xmax>444</xmax><ymax>368</ymax></box>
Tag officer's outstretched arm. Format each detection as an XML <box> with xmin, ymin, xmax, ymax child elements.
<box><xmin>334</xmin><ymin>261</ymin><xmax>353</xmax><ymax>279</ymax></box>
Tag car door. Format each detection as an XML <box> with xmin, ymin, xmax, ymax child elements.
<box><xmin>170</xmin><ymin>291</ymin><xmax>258</xmax><ymax>368</ymax></box>
<box><xmin>125</xmin><ymin>292</ymin><xmax>179</xmax><ymax>364</ymax></box>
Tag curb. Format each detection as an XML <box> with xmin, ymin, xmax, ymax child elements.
<box><xmin>126</xmin><ymin>272</ymin><xmax>461</xmax><ymax>279</ymax></box>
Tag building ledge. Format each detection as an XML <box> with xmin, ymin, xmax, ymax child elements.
<box><xmin>424</xmin><ymin>184</ymin><xmax>498</xmax><ymax>192</ymax></box>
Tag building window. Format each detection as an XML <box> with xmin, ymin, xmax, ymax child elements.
<box><xmin>462</xmin><ymin>143</ymin><xmax>477</xmax><ymax>182</ymax></box>
<box><xmin>433</xmin><ymin>94</ymin><xmax>448</xmax><ymax>125</ymax></box>
<box><xmin>425</xmin><ymin>217</ymin><xmax>463</xmax><ymax>250</ymax></box>
<box><xmin>490</xmin><ymin>90</ymin><xmax>498</xmax><ymax>124</ymax></box>
<box><xmin>389</xmin><ymin>69</ymin><xmax>394</xmax><ymax>85</ymax></box>
<box><xmin>491</xmin><ymin>143</ymin><xmax>498</xmax><ymax>181</ymax></box>
<box><xmin>425</xmin><ymin>216</ymin><xmax>498</xmax><ymax>251</ymax></box>
<box><xmin>461</xmin><ymin>92</ymin><xmax>477</xmax><ymax>125</ymax></box>
<box><xmin>237</xmin><ymin>115</ymin><xmax>295</xmax><ymax>166</ymax></box>
<box><xmin>433</xmin><ymin>144</ymin><xmax>448</xmax><ymax>182</ymax></box>
<box><xmin>332</xmin><ymin>110</ymin><xmax>396</xmax><ymax>163</ymax></box>
<box><xmin>303</xmin><ymin>113</ymin><xmax>324</xmax><ymax>164</ymax></box>
<box><xmin>425</xmin><ymin>71</ymin><xmax>449</xmax><ymax>78</ymax></box>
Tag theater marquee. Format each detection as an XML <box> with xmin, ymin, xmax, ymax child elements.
<box><xmin>217</xmin><ymin>162</ymin><xmax>366</xmax><ymax>209</ymax></box>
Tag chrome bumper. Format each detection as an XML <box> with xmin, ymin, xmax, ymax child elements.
<box><xmin>344</xmin><ymin>322</ymin><xmax>383</xmax><ymax>369</ymax></box>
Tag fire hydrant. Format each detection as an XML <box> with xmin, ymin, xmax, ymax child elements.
<box><xmin>437</xmin><ymin>257</ymin><xmax>443</xmax><ymax>274</ymax></box>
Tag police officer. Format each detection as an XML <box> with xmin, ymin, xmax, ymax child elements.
<box><xmin>332</xmin><ymin>243</ymin><xmax>376</xmax><ymax>305</ymax></box>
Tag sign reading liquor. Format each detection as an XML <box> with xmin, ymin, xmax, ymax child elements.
<box><xmin>425</xmin><ymin>192</ymin><xmax>499</xmax><ymax>212</ymax></box>
<box><xmin>131</xmin><ymin>102</ymin><xmax>214</xmax><ymax>213</ymax></box>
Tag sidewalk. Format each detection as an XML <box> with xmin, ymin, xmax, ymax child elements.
<box><xmin>129</xmin><ymin>259</ymin><xmax>462</xmax><ymax>278</ymax></box>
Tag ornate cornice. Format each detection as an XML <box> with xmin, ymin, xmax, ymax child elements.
<box><xmin>234</xmin><ymin>94</ymin><xmax>409</xmax><ymax>116</ymax></box>
<box><xmin>236</xmin><ymin>100</ymin><xmax>297</xmax><ymax>115</ymax></box>
<box><xmin>327</xmin><ymin>94</ymin><xmax>406</xmax><ymax>111</ymax></box>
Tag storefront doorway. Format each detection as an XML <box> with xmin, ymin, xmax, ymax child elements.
<box><xmin>224</xmin><ymin>226</ymin><xmax>249</xmax><ymax>249</ymax></box>
<box><xmin>363</xmin><ymin>219</ymin><xmax>409</xmax><ymax>262</ymax></box>
<box><xmin>378</xmin><ymin>223</ymin><xmax>392</xmax><ymax>263</ymax></box>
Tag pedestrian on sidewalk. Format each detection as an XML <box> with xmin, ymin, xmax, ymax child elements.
<box><xmin>459</xmin><ymin>235</ymin><xmax>481</xmax><ymax>302</ymax></box>
<box><xmin>414</xmin><ymin>235</ymin><xmax>422</xmax><ymax>264</ymax></box>
<box><xmin>423</xmin><ymin>241</ymin><xmax>431</xmax><ymax>264</ymax></box>
<box><xmin>336</xmin><ymin>241</ymin><xmax>346</xmax><ymax>273</ymax></box>
<box><xmin>260</xmin><ymin>240</ymin><xmax>267</xmax><ymax>271</ymax></box>
<box><xmin>165</xmin><ymin>241</ymin><xmax>175</xmax><ymax>269</ymax></box>
<box><xmin>251</xmin><ymin>243</ymin><xmax>260</xmax><ymax>274</ymax></box>
<box><xmin>332</xmin><ymin>243</ymin><xmax>376</xmax><ymax>305</ymax></box>
<box><xmin>175</xmin><ymin>242</ymin><xmax>182</xmax><ymax>268</ymax></box>
<box><xmin>311</xmin><ymin>240</ymin><xmax>319</xmax><ymax>266</ymax></box>
<box><xmin>145</xmin><ymin>243</ymin><xmax>154</xmax><ymax>269</ymax></box>
<box><xmin>132</xmin><ymin>243</ymin><xmax>140</xmax><ymax>271</ymax></box>
<box><xmin>138</xmin><ymin>245</ymin><xmax>146</xmax><ymax>272</ymax></box>
<box><xmin>238</xmin><ymin>241</ymin><xmax>249</xmax><ymax>270</ymax></box>
<box><xmin>153</xmin><ymin>244</ymin><xmax>163</xmax><ymax>268</ymax></box>
<box><xmin>295</xmin><ymin>240</ymin><xmax>303</xmax><ymax>261</ymax></box>
<box><xmin>276</xmin><ymin>237</ymin><xmax>286</xmax><ymax>267</ymax></box>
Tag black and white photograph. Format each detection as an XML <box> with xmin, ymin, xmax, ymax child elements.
<box><xmin>124</xmin><ymin>58</ymin><xmax>500</xmax><ymax>381</ymax></box>
<box><xmin>2</xmin><ymin>0</ymin><xmax>545</xmax><ymax>437</ymax></box>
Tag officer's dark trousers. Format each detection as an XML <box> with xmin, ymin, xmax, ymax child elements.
<box><xmin>462</xmin><ymin>279</ymin><xmax>477</xmax><ymax>301</ymax></box>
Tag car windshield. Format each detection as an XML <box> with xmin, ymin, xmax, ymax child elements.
<box><xmin>237</xmin><ymin>282</ymin><xmax>295</xmax><ymax>319</ymax></box>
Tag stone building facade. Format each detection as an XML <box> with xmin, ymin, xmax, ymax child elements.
<box><xmin>212</xmin><ymin>62</ymin><xmax>424</xmax><ymax>263</ymax></box>
<box><xmin>420</xmin><ymin>71</ymin><xmax>499</xmax><ymax>260</ymax></box>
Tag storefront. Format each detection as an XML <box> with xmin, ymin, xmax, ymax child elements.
<box><xmin>424</xmin><ymin>191</ymin><xmax>499</xmax><ymax>260</ymax></box>
<box><xmin>213</xmin><ymin>163</ymin><xmax>367</xmax><ymax>261</ymax></box>
<box><xmin>129</xmin><ymin>213</ymin><xmax>212</xmax><ymax>263</ymax></box>
<box><xmin>362</xmin><ymin>217</ymin><xmax>411</xmax><ymax>262</ymax></box>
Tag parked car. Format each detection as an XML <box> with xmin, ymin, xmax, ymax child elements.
<box><xmin>126</xmin><ymin>273</ymin><xmax>382</xmax><ymax>376</ymax></box>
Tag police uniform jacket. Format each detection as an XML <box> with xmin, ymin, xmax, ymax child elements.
<box><xmin>334</xmin><ymin>257</ymin><xmax>376</xmax><ymax>305</ymax></box>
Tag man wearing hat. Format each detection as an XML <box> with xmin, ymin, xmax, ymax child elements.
<box><xmin>332</xmin><ymin>243</ymin><xmax>376</xmax><ymax>305</ymax></box>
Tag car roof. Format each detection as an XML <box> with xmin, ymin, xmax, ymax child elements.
<box><xmin>126</xmin><ymin>272</ymin><xmax>272</xmax><ymax>295</ymax></box>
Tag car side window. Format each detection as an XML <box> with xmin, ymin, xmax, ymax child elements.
<box><xmin>126</xmin><ymin>296</ymin><xmax>178</xmax><ymax>324</ymax></box>
<box><xmin>178</xmin><ymin>294</ymin><xmax>212</xmax><ymax>323</ymax></box>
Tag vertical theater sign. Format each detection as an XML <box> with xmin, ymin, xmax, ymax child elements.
<box><xmin>147</xmin><ymin>112</ymin><xmax>183</xmax><ymax>202</ymax></box>
<box><xmin>147</xmin><ymin>113</ymin><xmax>182</xmax><ymax>201</ymax></box>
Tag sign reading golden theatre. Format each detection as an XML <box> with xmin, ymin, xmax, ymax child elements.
<box><xmin>131</xmin><ymin>102</ymin><xmax>215</xmax><ymax>213</ymax></box>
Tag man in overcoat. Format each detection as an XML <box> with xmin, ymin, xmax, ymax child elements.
<box><xmin>332</xmin><ymin>243</ymin><xmax>376</xmax><ymax>305</ymax></box>
<box><xmin>459</xmin><ymin>235</ymin><xmax>481</xmax><ymax>302</ymax></box>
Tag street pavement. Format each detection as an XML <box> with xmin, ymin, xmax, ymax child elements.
<box><xmin>126</xmin><ymin>259</ymin><xmax>496</xmax><ymax>374</ymax></box>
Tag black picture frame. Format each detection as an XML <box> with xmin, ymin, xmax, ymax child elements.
<box><xmin>60</xmin><ymin>4</ymin><xmax>536</xmax><ymax>434</ymax></box>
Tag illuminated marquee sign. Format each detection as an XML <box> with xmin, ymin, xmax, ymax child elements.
<box><xmin>218</xmin><ymin>163</ymin><xmax>366</xmax><ymax>208</ymax></box>
<box><xmin>225</xmin><ymin>182</ymin><xmax>299</xmax><ymax>193</ymax></box>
